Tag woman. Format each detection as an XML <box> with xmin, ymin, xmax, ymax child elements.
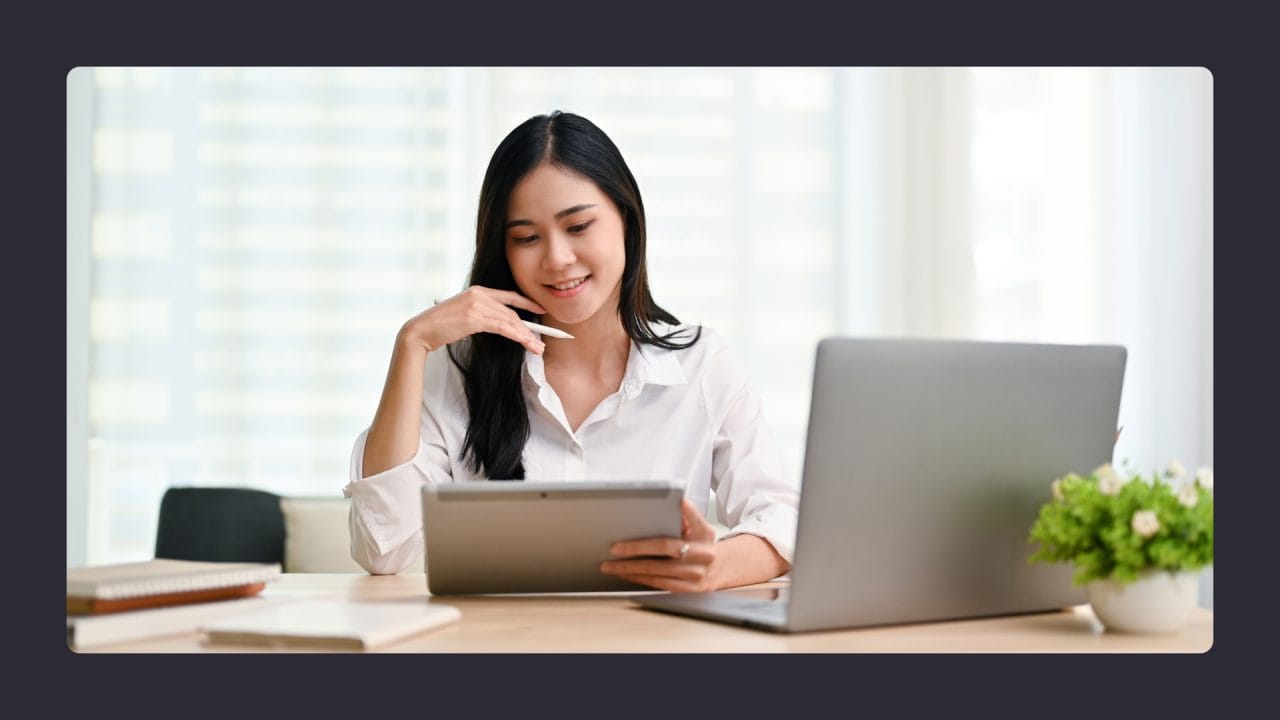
<box><xmin>344</xmin><ymin>111</ymin><xmax>798</xmax><ymax>591</ymax></box>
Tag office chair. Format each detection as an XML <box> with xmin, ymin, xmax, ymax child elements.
<box><xmin>154</xmin><ymin>486</ymin><xmax>286</xmax><ymax>565</ymax></box>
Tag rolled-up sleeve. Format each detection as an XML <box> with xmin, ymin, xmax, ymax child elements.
<box><xmin>343</xmin><ymin>358</ymin><xmax>457</xmax><ymax>575</ymax></box>
<box><xmin>707</xmin><ymin>350</ymin><xmax>800</xmax><ymax>566</ymax></box>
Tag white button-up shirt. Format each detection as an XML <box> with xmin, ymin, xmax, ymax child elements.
<box><xmin>343</xmin><ymin>324</ymin><xmax>800</xmax><ymax>575</ymax></box>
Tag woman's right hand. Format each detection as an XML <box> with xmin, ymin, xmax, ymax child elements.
<box><xmin>398</xmin><ymin>286</ymin><xmax>548</xmax><ymax>356</ymax></box>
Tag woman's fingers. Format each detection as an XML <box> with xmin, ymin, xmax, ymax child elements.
<box><xmin>450</xmin><ymin>286</ymin><xmax>546</xmax><ymax>316</ymax></box>
<box><xmin>603</xmin><ymin>521</ymin><xmax>719</xmax><ymax>591</ymax></box>
<box><xmin>606</xmin><ymin>573</ymin><xmax>708</xmax><ymax>593</ymax></box>
<box><xmin>477</xmin><ymin>305</ymin><xmax>544</xmax><ymax>354</ymax></box>
<box><xmin>486</xmin><ymin>288</ymin><xmax>547</xmax><ymax>315</ymax></box>
<box><xmin>609</xmin><ymin>537</ymin><xmax>692</xmax><ymax>560</ymax></box>
<box><xmin>601</xmin><ymin>550</ymin><xmax>706</xmax><ymax>579</ymax></box>
<box><xmin>600</xmin><ymin>551</ymin><xmax>715</xmax><ymax>591</ymax></box>
<box><xmin>427</xmin><ymin>287</ymin><xmax>547</xmax><ymax>354</ymax></box>
<box><xmin>601</xmin><ymin>551</ymin><xmax>708</xmax><ymax>575</ymax></box>
<box><xmin>680</xmin><ymin>499</ymin><xmax>718</xmax><ymax>543</ymax></box>
<box><xmin>464</xmin><ymin>286</ymin><xmax>549</xmax><ymax>352</ymax></box>
<box><xmin>608</xmin><ymin>501</ymin><xmax>717</xmax><ymax>560</ymax></box>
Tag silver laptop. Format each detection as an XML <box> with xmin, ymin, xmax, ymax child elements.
<box><xmin>634</xmin><ymin>337</ymin><xmax>1126</xmax><ymax>632</ymax></box>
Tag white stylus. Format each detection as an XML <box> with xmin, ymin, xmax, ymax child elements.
<box><xmin>432</xmin><ymin>299</ymin><xmax>574</xmax><ymax>340</ymax></box>
<box><xmin>523</xmin><ymin>321</ymin><xmax>574</xmax><ymax>340</ymax></box>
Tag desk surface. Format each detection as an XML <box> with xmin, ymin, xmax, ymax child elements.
<box><xmin>81</xmin><ymin>573</ymin><xmax>1213</xmax><ymax>653</ymax></box>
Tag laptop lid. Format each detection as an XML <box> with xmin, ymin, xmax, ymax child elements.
<box><xmin>778</xmin><ymin>337</ymin><xmax>1126</xmax><ymax>632</ymax></box>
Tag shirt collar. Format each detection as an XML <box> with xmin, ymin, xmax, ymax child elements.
<box><xmin>629</xmin><ymin>341</ymin><xmax>688</xmax><ymax>391</ymax></box>
<box><xmin>523</xmin><ymin>333</ymin><xmax>689</xmax><ymax>400</ymax></box>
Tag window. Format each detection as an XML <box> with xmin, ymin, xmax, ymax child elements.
<box><xmin>68</xmin><ymin>68</ymin><xmax>1211</xmax><ymax>577</ymax></box>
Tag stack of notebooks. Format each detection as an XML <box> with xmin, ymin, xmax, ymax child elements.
<box><xmin>68</xmin><ymin>559</ymin><xmax>281</xmax><ymax>615</ymax></box>
<box><xmin>67</xmin><ymin>559</ymin><xmax>283</xmax><ymax>650</ymax></box>
<box><xmin>67</xmin><ymin>559</ymin><xmax>462</xmax><ymax>651</ymax></box>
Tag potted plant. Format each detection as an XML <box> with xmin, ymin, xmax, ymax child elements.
<box><xmin>1028</xmin><ymin>460</ymin><xmax>1213</xmax><ymax>633</ymax></box>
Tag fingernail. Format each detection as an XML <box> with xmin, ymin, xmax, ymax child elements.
<box><xmin>600</xmin><ymin>562</ymin><xmax>614</xmax><ymax>572</ymax></box>
<box><xmin>610</xmin><ymin>545</ymin><xmax>623</xmax><ymax>556</ymax></box>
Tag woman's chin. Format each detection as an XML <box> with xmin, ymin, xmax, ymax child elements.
<box><xmin>543</xmin><ymin>312</ymin><xmax>587</xmax><ymax>327</ymax></box>
<box><xmin>541</xmin><ymin>303</ymin><xmax>603</xmax><ymax>328</ymax></box>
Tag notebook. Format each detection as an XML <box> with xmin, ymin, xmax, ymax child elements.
<box><xmin>201</xmin><ymin>599</ymin><xmax>462</xmax><ymax>650</ymax></box>
<box><xmin>68</xmin><ymin>596</ymin><xmax>289</xmax><ymax>650</ymax></box>
<box><xmin>634</xmin><ymin>337</ymin><xmax>1126</xmax><ymax>632</ymax></box>
<box><xmin>67</xmin><ymin>559</ymin><xmax>282</xmax><ymax>615</ymax></box>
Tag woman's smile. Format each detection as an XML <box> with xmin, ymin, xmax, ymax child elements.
<box><xmin>545</xmin><ymin>275</ymin><xmax>591</xmax><ymax>298</ymax></box>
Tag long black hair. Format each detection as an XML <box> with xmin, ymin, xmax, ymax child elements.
<box><xmin>447</xmin><ymin>111</ymin><xmax>701</xmax><ymax>480</ymax></box>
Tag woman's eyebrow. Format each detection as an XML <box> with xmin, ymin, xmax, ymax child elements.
<box><xmin>506</xmin><ymin>203</ymin><xmax>597</xmax><ymax>229</ymax></box>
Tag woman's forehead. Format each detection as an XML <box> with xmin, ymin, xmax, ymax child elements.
<box><xmin>508</xmin><ymin>164</ymin><xmax>606</xmax><ymax>215</ymax></box>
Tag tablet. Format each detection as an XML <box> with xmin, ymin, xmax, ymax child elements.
<box><xmin>421</xmin><ymin>480</ymin><xmax>684</xmax><ymax>594</ymax></box>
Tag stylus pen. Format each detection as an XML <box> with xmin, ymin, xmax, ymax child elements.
<box><xmin>521</xmin><ymin>321</ymin><xmax>574</xmax><ymax>340</ymax></box>
<box><xmin>432</xmin><ymin>299</ymin><xmax>575</xmax><ymax>340</ymax></box>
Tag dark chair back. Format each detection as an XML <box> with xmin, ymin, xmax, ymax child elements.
<box><xmin>154</xmin><ymin>487</ymin><xmax>285</xmax><ymax>565</ymax></box>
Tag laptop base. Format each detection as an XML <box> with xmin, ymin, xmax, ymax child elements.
<box><xmin>634</xmin><ymin>586</ymin><xmax>791</xmax><ymax>633</ymax></box>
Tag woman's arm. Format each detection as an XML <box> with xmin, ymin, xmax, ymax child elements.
<box><xmin>361</xmin><ymin>336</ymin><xmax>431</xmax><ymax>478</ymax></box>
<box><xmin>348</xmin><ymin>287</ymin><xmax>548</xmax><ymax>573</ymax></box>
<box><xmin>705</xmin><ymin>533</ymin><xmax>790</xmax><ymax>588</ymax></box>
<box><xmin>361</xmin><ymin>287</ymin><xmax>548</xmax><ymax>478</ymax></box>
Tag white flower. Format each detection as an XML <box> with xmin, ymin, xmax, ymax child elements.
<box><xmin>1131</xmin><ymin>509</ymin><xmax>1160</xmax><ymax>538</ymax></box>
<box><xmin>1165</xmin><ymin>458</ymin><xmax>1187</xmax><ymax>479</ymax></box>
<box><xmin>1176</xmin><ymin>483</ymin><xmax>1199</xmax><ymax>508</ymax></box>
<box><xmin>1195</xmin><ymin>467</ymin><xmax>1214</xmax><ymax>490</ymax></box>
<box><xmin>1051</xmin><ymin>479</ymin><xmax>1064</xmax><ymax>502</ymax></box>
<box><xmin>1094</xmin><ymin>464</ymin><xmax>1125</xmax><ymax>495</ymax></box>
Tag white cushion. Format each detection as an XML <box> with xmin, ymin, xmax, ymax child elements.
<box><xmin>280</xmin><ymin>497</ymin><xmax>365</xmax><ymax>573</ymax></box>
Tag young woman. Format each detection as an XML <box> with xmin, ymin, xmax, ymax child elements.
<box><xmin>344</xmin><ymin>111</ymin><xmax>799</xmax><ymax>591</ymax></box>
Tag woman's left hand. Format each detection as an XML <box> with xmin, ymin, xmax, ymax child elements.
<box><xmin>600</xmin><ymin>499</ymin><xmax>722</xmax><ymax>592</ymax></box>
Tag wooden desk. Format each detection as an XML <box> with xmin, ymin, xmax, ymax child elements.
<box><xmin>80</xmin><ymin>573</ymin><xmax>1213</xmax><ymax>653</ymax></box>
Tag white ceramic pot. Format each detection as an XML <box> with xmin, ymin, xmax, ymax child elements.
<box><xmin>1085</xmin><ymin>569</ymin><xmax>1200</xmax><ymax>633</ymax></box>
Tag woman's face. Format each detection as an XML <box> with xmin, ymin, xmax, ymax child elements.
<box><xmin>504</xmin><ymin>162</ymin><xmax>627</xmax><ymax>327</ymax></box>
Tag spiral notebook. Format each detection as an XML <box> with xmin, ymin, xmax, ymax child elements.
<box><xmin>67</xmin><ymin>559</ymin><xmax>282</xmax><ymax>615</ymax></box>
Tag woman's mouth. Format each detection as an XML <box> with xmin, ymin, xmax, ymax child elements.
<box><xmin>545</xmin><ymin>275</ymin><xmax>590</xmax><ymax>298</ymax></box>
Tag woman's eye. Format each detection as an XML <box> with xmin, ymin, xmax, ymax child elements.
<box><xmin>511</xmin><ymin>235</ymin><xmax>538</xmax><ymax>245</ymax></box>
<box><xmin>568</xmin><ymin>220</ymin><xmax>595</xmax><ymax>234</ymax></box>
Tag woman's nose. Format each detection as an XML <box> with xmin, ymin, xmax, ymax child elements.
<box><xmin>541</xmin><ymin>232</ymin><xmax>576</xmax><ymax>270</ymax></box>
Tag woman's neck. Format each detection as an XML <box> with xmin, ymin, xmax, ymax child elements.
<box><xmin>541</xmin><ymin>309</ymin><xmax>630</xmax><ymax>379</ymax></box>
